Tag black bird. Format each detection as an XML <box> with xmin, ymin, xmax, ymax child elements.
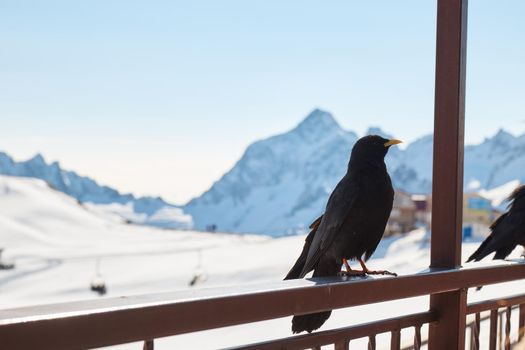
<box><xmin>284</xmin><ymin>135</ymin><xmax>401</xmax><ymax>334</ymax></box>
<box><xmin>467</xmin><ymin>185</ymin><xmax>525</xmax><ymax>263</ymax></box>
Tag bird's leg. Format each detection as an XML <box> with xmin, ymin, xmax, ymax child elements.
<box><xmin>358</xmin><ymin>258</ymin><xmax>397</xmax><ymax>277</ymax></box>
<box><xmin>339</xmin><ymin>258</ymin><xmax>366</xmax><ymax>276</ymax></box>
<box><xmin>343</xmin><ymin>258</ymin><xmax>351</xmax><ymax>271</ymax></box>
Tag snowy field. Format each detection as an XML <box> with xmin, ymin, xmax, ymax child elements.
<box><xmin>1</xmin><ymin>175</ymin><xmax>525</xmax><ymax>349</ymax></box>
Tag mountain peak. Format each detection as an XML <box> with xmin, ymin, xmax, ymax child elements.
<box><xmin>27</xmin><ymin>153</ymin><xmax>46</xmax><ymax>166</ymax></box>
<box><xmin>485</xmin><ymin>128</ymin><xmax>515</xmax><ymax>147</ymax></box>
<box><xmin>0</xmin><ymin>151</ymin><xmax>13</xmax><ymax>160</ymax></box>
<box><xmin>295</xmin><ymin>109</ymin><xmax>341</xmax><ymax>134</ymax></box>
<box><xmin>493</xmin><ymin>128</ymin><xmax>513</xmax><ymax>139</ymax></box>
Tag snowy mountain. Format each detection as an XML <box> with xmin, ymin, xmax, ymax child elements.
<box><xmin>184</xmin><ymin>109</ymin><xmax>358</xmax><ymax>235</ymax></box>
<box><xmin>0</xmin><ymin>152</ymin><xmax>191</xmax><ymax>229</ymax></box>
<box><xmin>185</xmin><ymin>109</ymin><xmax>524</xmax><ymax>235</ymax></box>
<box><xmin>3</xmin><ymin>109</ymin><xmax>524</xmax><ymax>236</ymax></box>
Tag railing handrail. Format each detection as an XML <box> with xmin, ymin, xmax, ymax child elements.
<box><xmin>2</xmin><ymin>259</ymin><xmax>525</xmax><ymax>350</ymax></box>
<box><xmin>467</xmin><ymin>293</ymin><xmax>525</xmax><ymax>315</ymax></box>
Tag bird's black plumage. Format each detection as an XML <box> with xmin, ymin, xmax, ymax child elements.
<box><xmin>467</xmin><ymin>185</ymin><xmax>525</xmax><ymax>263</ymax></box>
<box><xmin>284</xmin><ymin>135</ymin><xmax>400</xmax><ymax>334</ymax></box>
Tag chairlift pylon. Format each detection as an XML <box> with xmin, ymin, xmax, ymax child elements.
<box><xmin>0</xmin><ymin>248</ymin><xmax>15</xmax><ymax>270</ymax></box>
<box><xmin>189</xmin><ymin>249</ymin><xmax>207</xmax><ymax>287</ymax></box>
<box><xmin>90</xmin><ymin>257</ymin><xmax>107</xmax><ymax>295</ymax></box>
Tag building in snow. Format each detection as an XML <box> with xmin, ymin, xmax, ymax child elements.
<box><xmin>386</xmin><ymin>190</ymin><xmax>417</xmax><ymax>235</ymax></box>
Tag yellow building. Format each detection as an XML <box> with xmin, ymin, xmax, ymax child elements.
<box><xmin>463</xmin><ymin>192</ymin><xmax>494</xmax><ymax>226</ymax></box>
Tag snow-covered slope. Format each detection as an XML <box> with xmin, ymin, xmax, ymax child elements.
<box><xmin>0</xmin><ymin>152</ymin><xmax>191</xmax><ymax>229</ymax></box>
<box><xmin>0</xmin><ymin>174</ymin><xmax>267</xmax><ymax>307</ymax></box>
<box><xmin>185</xmin><ymin>109</ymin><xmax>524</xmax><ymax>235</ymax></box>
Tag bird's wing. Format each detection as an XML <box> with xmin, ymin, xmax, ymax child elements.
<box><xmin>467</xmin><ymin>212</ymin><xmax>517</xmax><ymax>262</ymax></box>
<box><xmin>490</xmin><ymin>212</ymin><xmax>508</xmax><ymax>230</ymax></box>
<box><xmin>299</xmin><ymin>177</ymin><xmax>359</xmax><ymax>277</ymax></box>
<box><xmin>467</xmin><ymin>213</ymin><xmax>506</xmax><ymax>262</ymax></box>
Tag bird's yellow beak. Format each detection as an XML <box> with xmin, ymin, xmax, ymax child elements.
<box><xmin>384</xmin><ymin>139</ymin><xmax>403</xmax><ymax>147</ymax></box>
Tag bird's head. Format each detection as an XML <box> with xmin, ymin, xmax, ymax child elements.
<box><xmin>349</xmin><ymin>135</ymin><xmax>402</xmax><ymax>168</ymax></box>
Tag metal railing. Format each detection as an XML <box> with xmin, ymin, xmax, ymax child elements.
<box><xmin>466</xmin><ymin>294</ymin><xmax>525</xmax><ymax>350</ymax></box>
<box><xmin>228</xmin><ymin>310</ymin><xmax>436</xmax><ymax>350</ymax></box>
<box><xmin>2</xmin><ymin>261</ymin><xmax>525</xmax><ymax>349</ymax></box>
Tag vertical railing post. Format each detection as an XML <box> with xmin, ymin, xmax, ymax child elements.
<box><xmin>519</xmin><ymin>304</ymin><xmax>525</xmax><ymax>341</ymax></box>
<box><xmin>428</xmin><ymin>0</ymin><xmax>468</xmax><ymax>350</ymax></box>
<box><xmin>143</xmin><ymin>339</ymin><xmax>154</xmax><ymax>350</ymax></box>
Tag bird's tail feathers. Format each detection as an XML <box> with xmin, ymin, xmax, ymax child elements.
<box><xmin>290</xmin><ymin>255</ymin><xmax>341</xmax><ymax>333</ymax></box>
<box><xmin>292</xmin><ymin>311</ymin><xmax>332</xmax><ymax>334</ymax></box>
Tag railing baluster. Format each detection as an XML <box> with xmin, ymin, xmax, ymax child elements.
<box><xmin>519</xmin><ymin>304</ymin><xmax>525</xmax><ymax>342</ymax></box>
<box><xmin>368</xmin><ymin>334</ymin><xmax>376</xmax><ymax>350</ymax></box>
<box><xmin>143</xmin><ymin>339</ymin><xmax>154</xmax><ymax>350</ymax></box>
<box><xmin>489</xmin><ymin>309</ymin><xmax>498</xmax><ymax>350</ymax></box>
<box><xmin>499</xmin><ymin>312</ymin><xmax>504</xmax><ymax>350</ymax></box>
<box><xmin>335</xmin><ymin>339</ymin><xmax>350</xmax><ymax>350</ymax></box>
<box><xmin>505</xmin><ymin>306</ymin><xmax>511</xmax><ymax>350</ymax></box>
<box><xmin>390</xmin><ymin>329</ymin><xmax>401</xmax><ymax>350</ymax></box>
<box><xmin>468</xmin><ymin>324</ymin><xmax>473</xmax><ymax>350</ymax></box>
<box><xmin>414</xmin><ymin>325</ymin><xmax>421</xmax><ymax>350</ymax></box>
<box><xmin>470</xmin><ymin>312</ymin><xmax>480</xmax><ymax>350</ymax></box>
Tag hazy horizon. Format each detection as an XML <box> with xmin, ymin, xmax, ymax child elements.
<box><xmin>2</xmin><ymin>110</ymin><xmax>524</xmax><ymax>205</ymax></box>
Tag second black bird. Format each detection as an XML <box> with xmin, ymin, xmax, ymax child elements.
<box><xmin>467</xmin><ymin>185</ymin><xmax>525</xmax><ymax>263</ymax></box>
<box><xmin>285</xmin><ymin>135</ymin><xmax>401</xmax><ymax>334</ymax></box>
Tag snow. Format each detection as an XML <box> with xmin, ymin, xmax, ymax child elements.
<box><xmin>2</xmin><ymin>175</ymin><xmax>525</xmax><ymax>349</ymax></box>
<box><xmin>479</xmin><ymin>180</ymin><xmax>520</xmax><ymax>208</ymax></box>
<box><xmin>467</xmin><ymin>179</ymin><xmax>482</xmax><ymax>191</ymax></box>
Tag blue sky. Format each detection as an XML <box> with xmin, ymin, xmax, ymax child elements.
<box><xmin>0</xmin><ymin>1</ymin><xmax>524</xmax><ymax>203</ymax></box>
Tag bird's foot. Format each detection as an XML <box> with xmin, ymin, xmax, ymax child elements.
<box><xmin>338</xmin><ymin>269</ymin><xmax>366</xmax><ymax>277</ymax></box>
<box><xmin>357</xmin><ymin>258</ymin><xmax>397</xmax><ymax>277</ymax></box>
<box><xmin>363</xmin><ymin>269</ymin><xmax>398</xmax><ymax>277</ymax></box>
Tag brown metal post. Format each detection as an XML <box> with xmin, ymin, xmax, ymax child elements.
<box><xmin>428</xmin><ymin>0</ymin><xmax>468</xmax><ymax>349</ymax></box>
<box><xmin>519</xmin><ymin>304</ymin><xmax>525</xmax><ymax>341</ymax></box>
<box><xmin>390</xmin><ymin>329</ymin><xmax>401</xmax><ymax>350</ymax></box>
<box><xmin>489</xmin><ymin>309</ymin><xmax>498</xmax><ymax>350</ymax></box>
<box><xmin>504</xmin><ymin>307</ymin><xmax>511</xmax><ymax>350</ymax></box>
<box><xmin>335</xmin><ymin>339</ymin><xmax>350</xmax><ymax>350</ymax></box>
<box><xmin>143</xmin><ymin>339</ymin><xmax>154</xmax><ymax>350</ymax></box>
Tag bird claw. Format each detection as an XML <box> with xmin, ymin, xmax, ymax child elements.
<box><xmin>338</xmin><ymin>269</ymin><xmax>397</xmax><ymax>277</ymax></box>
